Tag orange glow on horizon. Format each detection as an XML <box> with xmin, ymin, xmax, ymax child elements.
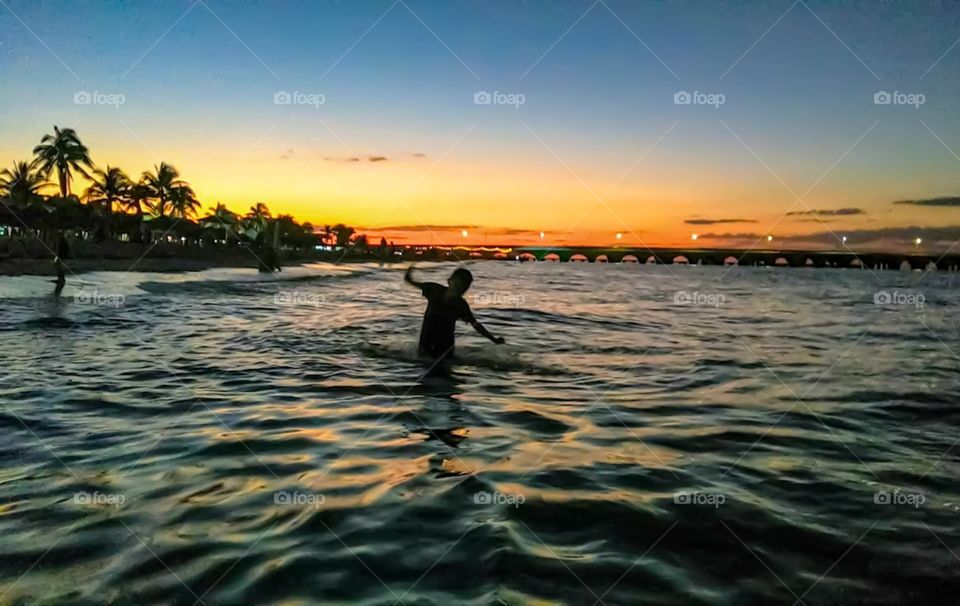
<box><xmin>2</xmin><ymin>128</ymin><xmax>953</xmax><ymax>251</ymax></box>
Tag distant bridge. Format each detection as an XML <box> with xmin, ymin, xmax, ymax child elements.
<box><xmin>438</xmin><ymin>246</ymin><xmax>960</xmax><ymax>271</ymax></box>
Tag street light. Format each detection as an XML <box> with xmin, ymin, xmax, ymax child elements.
<box><xmin>842</xmin><ymin>236</ymin><xmax>847</xmax><ymax>244</ymax></box>
<box><xmin>915</xmin><ymin>237</ymin><xmax>922</xmax><ymax>247</ymax></box>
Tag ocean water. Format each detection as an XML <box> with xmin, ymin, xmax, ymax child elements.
<box><xmin>1</xmin><ymin>261</ymin><xmax>959</xmax><ymax>605</ymax></box>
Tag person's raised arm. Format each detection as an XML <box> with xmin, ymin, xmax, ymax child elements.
<box><xmin>404</xmin><ymin>264</ymin><xmax>423</xmax><ymax>289</ymax></box>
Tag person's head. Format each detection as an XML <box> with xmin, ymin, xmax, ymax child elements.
<box><xmin>447</xmin><ymin>267</ymin><xmax>473</xmax><ymax>294</ymax></box>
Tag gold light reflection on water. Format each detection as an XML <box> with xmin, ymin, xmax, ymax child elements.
<box><xmin>497</xmin><ymin>590</ymin><xmax>566</xmax><ymax>606</ymax></box>
<box><xmin>498</xmin><ymin>439</ymin><xmax>682</xmax><ymax>475</ymax></box>
<box><xmin>304</xmin><ymin>454</ymin><xmax>482</xmax><ymax>506</ymax></box>
<box><xmin>280</xmin><ymin>428</ymin><xmax>340</xmax><ymax>443</ymax></box>
<box><xmin>178</xmin><ymin>477</ymin><xmax>269</xmax><ymax>506</ymax></box>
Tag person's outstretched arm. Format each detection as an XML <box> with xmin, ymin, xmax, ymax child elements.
<box><xmin>460</xmin><ymin>302</ymin><xmax>505</xmax><ymax>344</ymax></box>
<box><xmin>470</xmin><ymin>319</ymin><xmax>505</xmax><ymax>345</ymax></box>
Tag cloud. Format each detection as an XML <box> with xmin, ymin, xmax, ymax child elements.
<box><xmin>324</xmin><ymin>155</ymin><xmax>390</xmax><ymax>162</ymax></box>
<box><xmin>493</xmin><ymin>228</ymin><xmax>545</xmax><ymax>236</ymax></box>
<box><xmin>684</xmin><ymin>218</ymin><xmax>757</xmax><ymax>225</ymax></box>
<box><xmin>893</xmin><ymin>196</ymin><xmax>960</xmax><ymax>207</ymax></box>
<box><xmin>413</xmin><ymin>152</ymin><xmax>427</xmax><ymax>158</ymax></box>
<box><xmin>785</xmin><ymin>208</ymin><xmax>864</xmax><ymax>216</ymax></box>
<box><xmin>370</xmin><ymin>224</ymin><xmax>480</xmax><ymax>232</ymax></box>
<box><xmin>279</xmin><ymin>148</ymin><xmax>294</xmax><ymax>160</ymax></box>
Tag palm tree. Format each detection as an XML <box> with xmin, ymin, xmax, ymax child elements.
<box><xmin>85</xmin><ymin>166</ymin><xmax>130</xmax><ymax>215</ymax></box>
<box><xmin>85</xmin><ymin>166</ymin><xmax>130</xmax><ymax>240</ymax></box>
<box><xmin>123</xmin><ymin>184</ymin><xmax>150</xmax><ymax>218</ymax></box>
<box><xmin>242</xmin><ymin>202</ymin><xmax>272</xmax><ymax>242</ymax></box>
<box><xmin>246</xmin><ymin>202</ymin><xmax>271</xmax><ymax>224</ymax></box>
<box><xmin>201</xmin><ymin>202</ymin><xmax>240</xmax><ymax>242</ymax></box>
<box><xmin>0</xmin><ymin>161</ymin><xmax>48</xmax><ymax>210</ymax></box>
<box><xmin>168</xmin><ymin>185</ymin><xmax>199</xmax><ymax>219</ymax></box>
<box><xmin>331</xmin><ymin>223</ymin><xmax>355</xmax><ymax>247</ymax></box>
<box><xmin>142</xmin><ymin>162</ymin><xmax>189</xmax><ymax>218</ymax></box>
<box><xmin>120</xmin><ymin>183</ymin><xmax>152</xmax><ymax>243</ymax></box>
<box><xmin>31</xmin><ymin>126</ymin><xmax>93</xmax><ymax>198</ymax></box>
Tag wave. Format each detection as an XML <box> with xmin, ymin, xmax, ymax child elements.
<box><xmin>353</xmin><ymin>336</ymin><xmax>570</xmax><ymax>375</ymax></box>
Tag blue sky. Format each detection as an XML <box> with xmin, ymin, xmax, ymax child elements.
<box><xmin>2</xmin><ymin>0</ymin><xmax>960</xmax><ymax>248</ymax></box>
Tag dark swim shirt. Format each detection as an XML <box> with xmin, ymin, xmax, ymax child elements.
<box><xmin>417</xmin><ymin>282</ymin><xmax>476</xmax><ymax>357</ymax></box>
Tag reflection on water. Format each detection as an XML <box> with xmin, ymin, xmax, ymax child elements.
<box><xmin>1</xmin><ymin>262</ymin><xmax>959</xmax><ymax>604</ymax></box>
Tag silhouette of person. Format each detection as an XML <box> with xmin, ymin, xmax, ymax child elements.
<box><xmin>405</xmin><ymin>265</ymin><xmax>505</xmax><ymax>360</ymax></box>
<box><xmin>259</xmin><ymin>246</ymin><xmax>281</xmax><ymax>273</ymax></box>
<box><xmin>53</xmin><ymin>233</ymin><xmax>69</xmax><ymax>296</ymax></box>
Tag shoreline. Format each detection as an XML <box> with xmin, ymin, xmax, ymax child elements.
<box><xmin>0</xmin><ymin>253</ymin><xmax>399</xmax><ymax>277</ymax></box>
<box><xmin>0</xmin><ymin>256</ymin><xmax>277</xmax><ymax>277</ymax></box>
<box><xmin>0</xmin><ymin>239</ymin><xmax>406</xmax><ymax>277</ymax></box>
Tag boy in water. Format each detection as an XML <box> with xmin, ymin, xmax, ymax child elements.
<box><xmin>405</xmin><ymin>265</ymin><xmax>505</xmax><ymax>359</ymax></box>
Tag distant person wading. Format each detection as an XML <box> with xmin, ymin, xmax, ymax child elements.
<box><xmin>53</xmin><ymin>234</ymin><xmax>69</xmax><ymax>296</ymax></box>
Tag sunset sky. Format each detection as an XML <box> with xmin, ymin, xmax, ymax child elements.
<box><xmin>2</xmin><ymin>0</ymin><xmax>960</xmax><ymax>250</ymax></box>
